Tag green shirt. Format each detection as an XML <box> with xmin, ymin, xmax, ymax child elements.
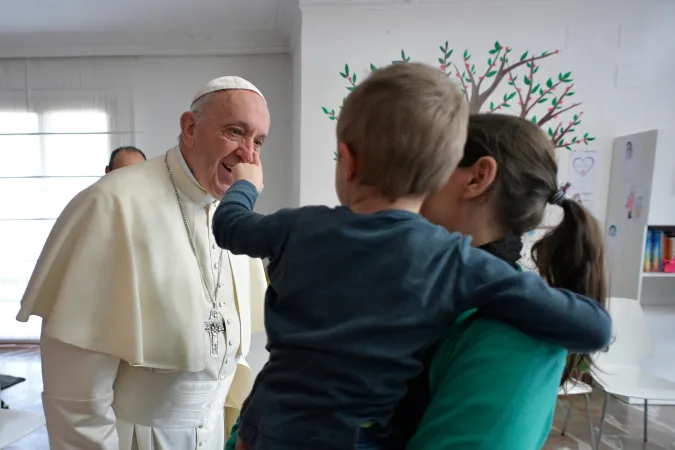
<box><xmin>406</xmin><ymin>310</ymin><xmax>566</xmax><ymax>450</ymax></box>
<box><xmin>226</xmin><ymin>312</ymin><xmax>565</xmax><ymax>450</ymax></box>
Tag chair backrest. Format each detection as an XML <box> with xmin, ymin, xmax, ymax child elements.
<box><xmin>594</xmin><ymin>297</ymin><xmax>653</xmax><ymax>369</ymax></box>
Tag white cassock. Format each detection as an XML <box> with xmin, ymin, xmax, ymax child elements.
<box><xmin>16</xmin><ymin>146</ymin><xmax>266</xmax><ymax>450</ymax></box>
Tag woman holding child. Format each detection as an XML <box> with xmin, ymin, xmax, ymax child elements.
<box><xmin>389</xmin><ymin>113</ymin><xmax>606</xmax><ymax>449</ymax></box>
<box><xmin>222</xmin><ymin>62</ymin><xmax>609</xmax><ymax>450</ymax></box>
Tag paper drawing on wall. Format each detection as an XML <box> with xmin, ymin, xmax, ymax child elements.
<box><xmin>322</xmin><ymin>41</ymin><xmax>595</xmax><ymax>158</ymax></box>
<box><xmin>626</xmin><ymin>186</ymin><xmax>636</xmax><ymax>219</ymax></box>
<box><xmin>608</xmin><ymin>225</ymin><xmax>617</xmax><ymax>237</ymax></box>
<box><xmin>621</xmin><ymin>139</ymin><xmax>641</xmax><ymax>181</ymax></box>
<box><xmin>572</xmin><ymin>156</ymin><xmax>594</xmax><ymax>177</ymax></box>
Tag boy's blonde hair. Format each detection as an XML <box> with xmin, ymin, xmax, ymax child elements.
<box><xmin>337</xmin><ymin>62</ymin><xmax>469</xmax><ymax>199</ymax></box>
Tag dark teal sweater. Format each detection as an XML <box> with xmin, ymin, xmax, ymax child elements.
<box><xmin>214</xmin><ymin>180</ymin><xmax>611</xmax><ymax>450</ymax></box>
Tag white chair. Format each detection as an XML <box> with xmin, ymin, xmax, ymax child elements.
<box><xmin>558</xmin><ymin>377</ymin><xmax>595</xmax><ymax>449</ymax></box>
<box><xmin>0</xmin><ymin>409</ymin><xmax>45</xmax><ymax>448</ymax></box>
<box><xmin>593</xmin><ymin>297</ymin><xmax>675</xmax><ymax>448</ymax></box>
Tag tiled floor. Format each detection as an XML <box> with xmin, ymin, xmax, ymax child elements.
<box><xmin>2</xmin><ymin>344</ymin><xmax>675</xmax><ymax>449</ymax></box>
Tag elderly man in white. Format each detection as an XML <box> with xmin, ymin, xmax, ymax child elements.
<box><xmin>16</xmin><ymin>76</ymin><xmax>269</xmax><ymax>450</ymax></box>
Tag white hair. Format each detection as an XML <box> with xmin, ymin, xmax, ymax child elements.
<box><xmin>190</xmin><ymin>91</ymin><xmax>219</xmax><ymax>118</ymax></box>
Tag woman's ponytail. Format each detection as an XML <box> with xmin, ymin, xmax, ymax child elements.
<box><xmin>532</xmin><ymin>187</ymin><xmax>607</xmax><ymax>383</ymax></box>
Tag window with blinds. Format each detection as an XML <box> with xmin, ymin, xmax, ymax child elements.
<box><xmin>0</xmin><ymin>109</ymin><xmax>110</xmax><ymax>339</ymax></box>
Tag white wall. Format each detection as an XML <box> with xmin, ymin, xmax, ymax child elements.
<box><xmin>0</xmin><ymin>54</ymin><xmax>294</xmax><ymax>213</ymax></box>
<box><xmin>295</xmin><ymin>0</ymin><xmax>675</xmax><ymax>223</ymax></box>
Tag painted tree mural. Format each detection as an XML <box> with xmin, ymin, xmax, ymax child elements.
<box><xmin>322</xmin><ymin>40</ymin><xmax>595</xmax><ymax>151</ymax></box>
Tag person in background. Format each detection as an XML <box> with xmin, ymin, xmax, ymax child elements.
<box><xmin>391</xmin><ymin>113</ymin><xmax>608</xmax><ymax>450</ymax></box>
<box><xmin>216</xmin><ymin>63</ymin><xmax>611</xmax><ymax>450</ymax></box>
<box><xmin>17</xmin><ymin>76</ymin><xmax>269</xmax><ymax>450</ymax></box>
<box><xmin>105</xmin><ymin>145</ymin><xmax>147</xmax><ymax>173</ymax></box>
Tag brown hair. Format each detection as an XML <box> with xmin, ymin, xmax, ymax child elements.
<box><xmin>337</xmin><ymin>62</ymin><xmax>468</xmax><ymax>199</ymax></box>
<box><xmin>460</xmin><ymin>113</ymin><xmax>607</xmax><ymax>384</ymax></box>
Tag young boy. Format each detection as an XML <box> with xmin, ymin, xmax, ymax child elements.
<box><xmin>213</xmin><ymin>62</ymin><xmax>611</xmax><ymax>450</ymax></box>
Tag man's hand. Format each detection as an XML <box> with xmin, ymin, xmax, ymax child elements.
<box><xmin>231</xmin><ymin>152</ymin><xmax>264</xmax><ymax>193</ymax></box>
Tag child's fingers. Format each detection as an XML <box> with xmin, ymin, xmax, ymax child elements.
<box><xmin>252</xmin><ymin>151</ymin><xmax>262</xmax><ymax>167</ymax></box>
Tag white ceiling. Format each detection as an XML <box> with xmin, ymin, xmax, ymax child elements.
<box><xmin>0</xmin><ymin>0</ymin><xmax>299</xmax><ymax>57</ymax></box>
<box><xmin>0</xmin><ymin>0</ymin><xmax>460</xmax><ymax>57</ymax></box>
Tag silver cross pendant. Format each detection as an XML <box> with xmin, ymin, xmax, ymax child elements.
<box><xmin>205</xmin><ymin>308</ymin><xmax>226</xmax><ymax>358</ymax></box>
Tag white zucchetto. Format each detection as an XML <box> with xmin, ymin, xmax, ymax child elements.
<box><xmin>192</xmin><ymin>76</ymin><xmax>266</xmax><ymax>105</ymax></box>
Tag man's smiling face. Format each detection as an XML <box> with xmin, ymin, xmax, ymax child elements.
<box><xmin>180</xmin><ymin>89</ymin><xmax>270</xmax><ymax>198</ymax></box>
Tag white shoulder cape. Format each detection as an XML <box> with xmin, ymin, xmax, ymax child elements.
<box><xmin>17</xmin><ymin>147</ymin><xmax>266</xmax><ymax>372</ymax></box>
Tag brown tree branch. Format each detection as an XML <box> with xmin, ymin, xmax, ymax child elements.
<box><xmin>536</xmin><ymin>85</ymin><xmax>576</xmax><ymax>126</ymax></box>
<box><xmin>475</xmin><ymin>50</ymin><xmax>557</xmax><ymax>113</ymax></box>
<box><xmin>521</xmin><ymin>62</ymin><xmax>536</xmax><ymax>116</ymax></box>
<box><xmin>476</xmin><ymin>48</ymin><xmax>502</xmax><ymax>91</ymax></box>
<box><xmin>553</xmin><ymin>123</ymin><xmax>575</xmax><ymax>148</ymax></box>
<box><xmin>451</xmin><ymin>62</ymin><xmax>470</xmax><ymax>103</ymax></box>
<box><xmin>525</xmin><ymin>80</ymin><xmax>566</xmax><ymax>117</ymax></box>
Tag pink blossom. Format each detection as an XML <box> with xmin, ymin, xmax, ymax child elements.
<box><xmin>518</xmin><ymin>101</ymin><xmax>522</xmax><ymax>105</ymax></box>
<box><xmin>554</xmin><ymin>50</ymin><xmax>560</xmax><ymax>54</ymax></box>
<box><xmin>479</xmin><ymin>76</ymin><xmax>484</xmax><ymax>80</ymax></box>
<box><xmin>440</xmin><ymin>64</ymin><xmax>446</xmax><ymax>71</ymax></box>
<box><xmin>548</xmin><ymin>108</ymin><xmax>553</xmax><ymax>112</ymax></box>
<box><xmin>517</xmin><ymin>88</ymin><xmax>522</xmax><ymax>92</ymax></box>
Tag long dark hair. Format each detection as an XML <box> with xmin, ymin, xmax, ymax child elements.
<box><xmin>459</xmin><ymin>113</ymin><xmax>607</xmax><ymax>384</ymax></box>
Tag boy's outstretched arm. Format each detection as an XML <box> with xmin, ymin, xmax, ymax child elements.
<box><xmin>213</xmin><ymin>179</ymin><xmax>297</xmax><ymax>260</ymax></box>
<box><xmin>450</xmin><ymin>239</ymin><xmax>612</xmax><ymax>353</ymax></box>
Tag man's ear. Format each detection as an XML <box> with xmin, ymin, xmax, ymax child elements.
<box><xmin>180</xmin><ymin>112</ymin><xmax>197</xmax><ymax>149</ymax></box>
<box><xmin>464</xmin><ymin>156</ymin><xmax>498</xmax><ymax>199</ymax></box>
<box><xmin>337</xmin><ymin>142</ymin><xmax>357</xmax><ymax>182</ymax></box>
<box><xmin>105</xmin><ymin>166</ymin><xmax>111</xmax><ymax>174</ymax></box>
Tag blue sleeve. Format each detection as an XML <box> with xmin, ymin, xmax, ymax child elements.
<box><xmin>212</xmin><ymin>180</ymin><xmax>298</xmax><ymax>260</ymax></box>
<box><xmin>450</xmin><ymin>241</ymin><xmax>611</xmax><ymax>353</ymax></box>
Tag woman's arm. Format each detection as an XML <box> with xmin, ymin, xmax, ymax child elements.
<box><xmin>407</xmin><ymin>316</ymin><xmax>565</xmax><ymax>450</ymax></box>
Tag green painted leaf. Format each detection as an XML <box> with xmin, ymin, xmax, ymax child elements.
<box><xmin>489</xmin><ymin>49</ymin><xmax>498</xmax><ymax>55</ymax></box>
<box><xmin>347</xmin><ymin>86</ymin><xmax>355</xmax><ymax>91</ymax></box>
<box><xmin>329</xmin><ymin>116</ymin><xmax>336</xmax><ymax>121</ymax></box>
<box><xmin>552</xmin><ymin>97</ymin><xmax>558</xmax><ymax>105</ymax></box>
<box><xmin>548</xmin><ymin>127</ymin><xmax>554</xmax><ymax>136</ymax></box>
<box><xmin>503</xmin><ymin>103</ymin><xmax>511</xmax><ymax>108</ymax></box>
<box><xmin>566</xmin><ymin>146</ymin><xmax>572</xmax><ymax>150</ymax></box>
<box><xmin>495</xmin><ymin>41</ymin><xmax>501</xmax><ymax>50</ymax></box>
<box><xmin>370</xmin><ymin>63</ymin><xmax>378</xmax><ymax>72</ymax></box>
<box><xmin>488</xmin><ymin>58</ymin><xmax>493</xmax><ymax>66</ymax></box>
<box><xmin>345</xmin><ymin>64</ymin><xmax>350</xmax><ymax>76</ymax></box>
<box><xmin>538</xmin><ymin>98</ymin><xmax>547</xmax><ymax>104</ymax></box>
<box><xmin>446</xmin><ymin>50</ymin><xmax>453</xmax><ymax>58</ymax></box>
<box><xmin>532</xmin><ymin>83</ymin><xmax>540</xmax><ymax>93</ymax></box>
<box><xmin>322</xmin><ymin>106</ymin><xmax>329</xmax><ymax>114</ymax></box>
<box><xmin>440</xmin><ymin>45</ymin><xmax>446</xmax><ymax>53</ymax></box>
<box><xmin>533</xmin><ymin>66</ymin><xmax>539</xmax><ymax>74</ymax></box>
<box><xmin>352</xmin><ymin>74</ymin><xmax>357</xmax><ymax>83</ymax></box>
<box><xmin>587</xmin><ymin>137</ymin><xmax>596</xmax><ymax>141</ymax></box>
<box><xmin>490</xmin><ymin>101</ymin><xmax>495</xmax><ymax>110</ymax></box>
<box><xmin>546</xmin><ymin>78</ymin><xmax>553</xmax><ymax>89</ymax></box>
<box><xmin>445</xmin><ymin>40</ymin><xmax>449</xmax><ymax>49</ymax></box>
<box><xmin>567</xmin><ymin>92</ymin><xmax>575</xmax><ymax>96</ymax></box>
<box><xmin>486</xmin><ymin>71</ymin><xmax>497</xmax><ymax>77</ymax></box>
<box><xmin>524</xmin><ymin>76</ymin><xmax>531</xmax><ymax>85</ymax></box>
<box><xmin>531</xmin><ymin>116</ymin><xmax>537</xmax><ymax>124</ymax></box>
<box><xmin>539</xmin><ymin>88</ymin><xmax>545</xmax><ymax>95</ymax></box>
<box><xmin>583</xmin><ymin>132</ymin><xmax>588</xmax><ymax>137</ymax></box>
<box><xmin>471</xmin><ymin>64</ymin><xmax>475</xmax><ymax>72</ymax></box>
<box><xmin>563</xmin><ymin>71</ymin><xmax>572</xmax><ymax>80</ymax></box>
<box><xmin>401</xmin><ymin>49</ymin><xmax>406</xmax><ymax>60</ymax></box>
<box><xmin>340</xmin><ymin>72</ymin><xmax>347</xmax><ymax>78</ymax></box>
<box><xmin>507</xmin><ymin>92</ymin><xmax>516</xmax><ymax>100</ymax></box>
<box><xmin>464</xmin><ymin>49</ymin><xmax>469</xmax><ymax>58</ymax></box>
<box><xmin>438</xmin><ymin>57</ymin><xmax>445</xmax><ymax>64</ymax></box>
<box><xmin>520</xmin><ymin>51</ymin><xmax>529</xmax><ymax>61</ymax></box>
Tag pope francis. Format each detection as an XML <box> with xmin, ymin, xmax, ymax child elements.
<box><xmin>16</xmin><ymin>76</ymin><xmax>269</xmax><ymax>450</ymax></box>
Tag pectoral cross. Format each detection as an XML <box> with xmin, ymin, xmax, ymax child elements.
<box><xmin>205</xmin><ymin>309</ymin><xmax>226</xmax><ymax>358</ymax></box>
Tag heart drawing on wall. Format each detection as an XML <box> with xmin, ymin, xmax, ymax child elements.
<box><xmin>572</xmin><ymin>157</ymin><xmax>595</xmax><ymax>177</ymax></box>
